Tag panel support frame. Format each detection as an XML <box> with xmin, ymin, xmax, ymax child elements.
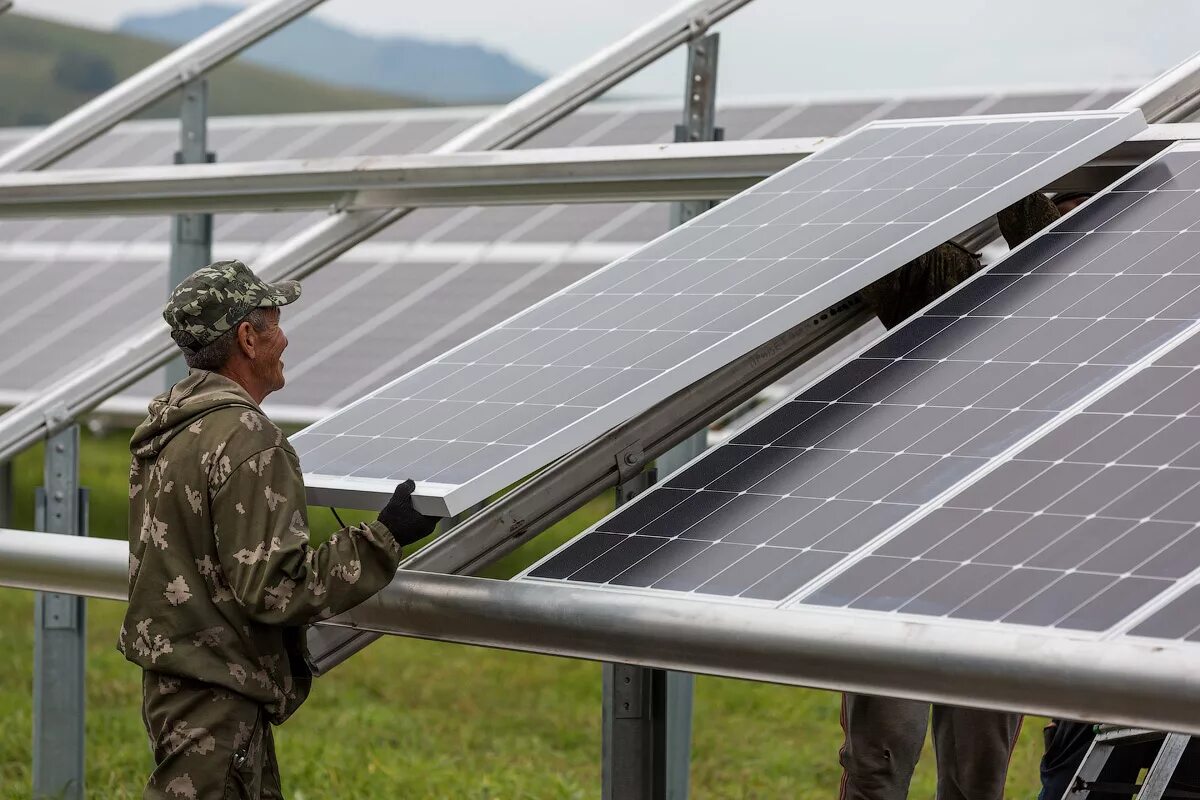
<box><xmin>32</xmin><ymin>424</ymin><xmax>87</xmax><ymax>800</ymax></box>
<box><xmin>606</xmin><ymin>32</ymin><xmax>726</xmax><ymax>799</ymax></box>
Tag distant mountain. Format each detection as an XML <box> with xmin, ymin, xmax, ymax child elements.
<box><xmin>0</xmin><ymin>12</ymin><xmax>421</xmax><ymax>128</ymax></box>
<box><xmin>120</xmin><ymin>4</ymin><xmax>545</xmax><ymax>104</ymax></box>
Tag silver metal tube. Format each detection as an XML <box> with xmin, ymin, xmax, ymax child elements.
<box><xmin>0</xmin><ymin>530</ymin><xmax>125</xmax><ymax>602</ymax></box>
<box><xmin>1</xmin><ymin>131</ymin><xmax>1185</xmax><ymax>219</ymax></box>
<box><xmin>0</xmin><ymin>0</ymin><xmax>757</xmax><ymax>464</ymax></box>
<box><xmin>0</xmin><ymin>0</ymin><xmax>328</xmax><ymax>173</ymax></box>
<box><xmin>0</xmin><ymin>139</ymin><xmax>821</xmax><ymax>216</ymax></box>
<box><xmin>33</xmin><ymin>426</ymin><xmax>87</xmax><ymax>800</ymax></box>
<box><xmin>4</xmin><ymin>529</ymin><xmax>1199</xmax><ymax>736</ymax></box>
<box><xmin>341</xmin><ymin>573</ymin><xmax>1200</xmax><ymax>737</ymax></box>
<box><xmin>1116</xmin><ymin>49</ymin><xmax>1200</xmax><ymax>123</ymax></box>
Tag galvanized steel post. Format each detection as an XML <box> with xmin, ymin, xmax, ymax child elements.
<box><xmin>167</xmin><ymin>79</ymin><xmax>214</xmax><ymax>387</ymax></box>
<box><xmin>33</xmin><ymin>424</ymin><xmax>87</xmax><ymax>799</ymax></box>
<box><xmin>608</xmin><ymin>32</ymin><xmax>722</xmax><ymax>800</ymax></box>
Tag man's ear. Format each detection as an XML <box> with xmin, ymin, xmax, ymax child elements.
<box><xmin>235</xmin><ymin>319</ymin><xmax>257</xmax><ymax>359</ymax></box>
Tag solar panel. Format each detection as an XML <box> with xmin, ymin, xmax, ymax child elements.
<box><xmin>295</xmin><ymin>111</ymin><xmax>1144</xmax><ymax>516</ymax></box>
<box><xmin>0</xmin><ymin>89</ymin><xmax>1137</xmax><ymax>422</ymax></box>
<box><xmin>521</xmin><ymin>141</ymin><xmax>1200</xmax><ymax>643</ymax></box>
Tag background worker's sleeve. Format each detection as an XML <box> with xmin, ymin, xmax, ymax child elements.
<box><xmin>998</xmin><ymin>192</ymin><xmax>1061</xmax><ymax>249</ymax></box>
<box><xmin>859</xmin><ymin>242</ymin><xmax>981</xmax><ymax>329</ymax></box>
<box><xmin>211</xmin><ymin>446</ymin><xmax>403</xmax><ymax>626</ymax></box>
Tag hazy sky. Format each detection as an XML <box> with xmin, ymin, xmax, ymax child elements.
<box><xmin>20</xmin><ymin>0</ymin><xmax>1200</xmax><ymax>98</ymax></box>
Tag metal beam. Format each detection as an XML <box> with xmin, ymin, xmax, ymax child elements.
<box><xmin>0</xmin><ymin>0</ymin><xmax>328</xmax><ymax>172</ymax></box>
<box><xmin>5</xmin><ymin>530</ymin><xmax>1200</xmax><ymax>738</ymax></box>
<box><xmin>1115</xmin><ymin>48</ymin><xmax>1200</xmax><ymax>123</ymax></box>
<box><xmin>32</xmin><ymin>426</ymin><xmax>87</xmax><ymax>800</ymax></box>
<box><xmin>0</xmin><ymin>0</ymin><xmax>758</xmax><ymax>465</ymax></box>
<box><xmin>0</xmin><ymin>139</ymin><xmax>821</xmax><ymax>216</ymax></box>
<box><xmin>0</xmin><ymin>129</ymin><xmax>1188</xmax><ymax>219</ymax></box>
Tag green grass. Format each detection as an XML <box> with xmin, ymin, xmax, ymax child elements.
<box><xmin>0</xmin><ymin>13</ymin><xmax>422</xmax><ymax>127</ymax></box>
<box><xmin>0</xmin><ymin>429</ymin><xmax>1047</xmax><ymax>798</ymax></box>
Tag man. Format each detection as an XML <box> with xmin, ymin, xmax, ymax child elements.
<box><xmin>840</xmin><ymin>192</ymin><xmax>1086</xmax><ymax>800</ymax></box>
<box><xmin>119</xmin><ymin>260</ymin><xmax>439</xmax><ymax>799</ymax></box>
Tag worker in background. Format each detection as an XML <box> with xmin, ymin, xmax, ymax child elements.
<box><xmin>841</xmin><ymin>191</ymin><xmax>1089</xmax><ymax>800</ymax></box>
<box><xmin>119</xmin><ymin>260</ymin><xmax>440</xmax><ymax>799</ymax></box>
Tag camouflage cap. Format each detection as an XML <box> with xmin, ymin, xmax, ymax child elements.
<box><xmin>163</xmin><ymin>260</ymin><xmax>301</xmax><ymax>350</ymax></box>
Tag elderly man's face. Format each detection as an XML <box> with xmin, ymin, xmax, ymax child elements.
<box><xmin>250</xmin><ymin>308</ymin><xmax>288</xmax><ymax>395</ymax></box>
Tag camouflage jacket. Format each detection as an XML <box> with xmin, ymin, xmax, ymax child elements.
<box><xmin>119</xmin><ymin>370</ymin><xmax>402</xmax><ymax>723</ymax></box>
<box><xmin>861</xmin><ymin>192</ymin><xmax>1060</xmax><ymax>329</ymax></box>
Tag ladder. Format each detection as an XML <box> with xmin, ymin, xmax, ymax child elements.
<box><xmin>1064</xmin><ymin>726</ymin><xmax>1198</xmax><ymax>799</ymax></box>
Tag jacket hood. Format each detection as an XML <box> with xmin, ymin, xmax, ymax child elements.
<box><xmin>130</xmin><ymin>370</ymin><xmax>261</xmax><ymax>460</ymax></box>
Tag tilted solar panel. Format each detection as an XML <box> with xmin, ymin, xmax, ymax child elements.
<box><xmin>523</xmin><ymin>141</ymin><xmax>1200</xmax><ymax>648</ymax></box>
<box><xmin>0</xmin><ymin>90</ymin><xmax>1137</xmax><ymax>420</ymax></box>
<box><xmin>294</xmin><ymin>111</ymin><xmax>1144</xmax><ymax>516</ymax></box>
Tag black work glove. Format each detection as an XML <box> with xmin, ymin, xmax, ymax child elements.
<box><xmin>377</xmin><ymin>479</ymin><xmax>439</xmax><ymax>546</ymax></box>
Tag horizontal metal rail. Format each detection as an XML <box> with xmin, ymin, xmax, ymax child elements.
<box><xmin>1116</xmin><ymin>49</ymin><xmax>1200</xmax><ymax>124</ymax></box>
<box><xmin>0</xmin><ymin>129</ymin><xmax>1186</xmax><ymax>218</ymax></box>
<box><xmin>0</xmin><ymin>139</ymin><xmax>821</xmax><ymax>216</ymax></box>
<box><xmin>0</xmin><ymin>0</ymin><xmax>328</xmax><ymax>172</ymax></box>
<box><xmin>3</xmin><ymin>528</ymin><xmax>1199</xmax><ymax>736</ymax></box>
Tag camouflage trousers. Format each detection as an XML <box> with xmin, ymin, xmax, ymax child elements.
<box><xmin>141</xmin><ymin>671</ymin><xmax>283</xmax><ymax>799</ymax></box>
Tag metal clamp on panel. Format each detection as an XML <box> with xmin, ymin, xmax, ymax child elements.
<box><xmin>615</xmin><ymin>441</ymin><xmax>646</xmax><ymax>484</ymax></box>
<box><xmin>42</xmin><ymin>403</ymin><xmax>72</xmax><ymax>438</ymax></box>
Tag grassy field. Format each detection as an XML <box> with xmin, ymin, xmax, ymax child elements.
<box><xmin>0</xmin><ymin>429</ymin><xmax>1047</xmax><ymax>798</ymax></box>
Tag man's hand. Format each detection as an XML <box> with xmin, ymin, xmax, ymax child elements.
<box><xmin>377</xmin><ymin>479</ymin><xmax>440</xmax><ymax>546</ymax></box>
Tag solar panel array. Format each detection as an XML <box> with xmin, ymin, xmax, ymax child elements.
<box><xmin>295</xmin><ymin>111</ymin><xmax>1143</xmax><ymax>515</ymax></box>
<box><xmin>0</xmin><ymin>88</ymin><xmax>1135</xmax><ymax>419</ymax></box>
<box><xmin>523</xmin><ymin>141</ymin><xmax>1200</xmax><ymax>647</ymax></box>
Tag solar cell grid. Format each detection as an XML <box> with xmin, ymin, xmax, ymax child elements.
<box><xmin>0</xmin><ymin>91</ymin><xmax>1141</xmax><ymax>428</ymax></box>
<box><xmin>525</xmin><ymin>139</ymin><xmax>1200</xmax><ymax>643</ymax></box>
<box><xmin>297</xmin><ymin>111</ymin><xmax>1143</xmax><ymax>515</ymax></box>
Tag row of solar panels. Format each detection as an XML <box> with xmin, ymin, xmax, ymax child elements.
<box><xmin>278</xmin><ymin>96</ymin><xmax>1200</xmax><ymax>657</ymax></box>
<box><xmin>521</xmin><ymin>139</ymin><xmax>1200</xmax><ymax>646</ymax></box>
<box><xmin>0</xmin><ymin>87</ymin><xmax>1134</xmax><ymax>416</ymax></box>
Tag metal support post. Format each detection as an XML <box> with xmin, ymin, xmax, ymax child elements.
<box><xmin>599</xmin><ymin>46</ymin><xmax>719</xmax><ymax>792</ymax></box>
<box><xmin>167</xmin><ymin>79</ymin><xmax>214</xmax><ymax>387</ymax></box>
<box><xmin>661</xmin><ymin>30</ymin><xmax>722</xmax><ymax>487</ymax></box>
<box><xmin>604</xmin><ymin>463</ymin><xmax>663</xmax><ymax>800</ymax></box>
<box><xmin>670</xmin><ymin>33</ymin><xmax>722</xmax><ymax>229</ymax></box>
<box><xmin>33</xmin><ymin>424</ymin><xmax>87</xmax><ymax>800</ymax></box>
<box><xmin>613</xmin><ymin>32</ymin><xmax>722</xmax><ymax>800</ymax></box>
<box><xmin>0</xmin><ymin>459</ymin><xmax>11</xmax><ymax>528</ymax></box>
